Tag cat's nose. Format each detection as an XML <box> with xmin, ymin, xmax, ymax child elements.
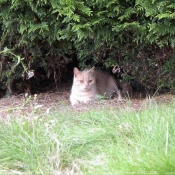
<box><xmin>84</xmin><ymin>83</ymin><xmax>89</xmax><ymax>88</ymax></box>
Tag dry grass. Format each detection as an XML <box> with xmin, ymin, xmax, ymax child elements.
<box><xmin>0</xmin><ymin>87</ymin><xmax>174</xmax><ymax>118</ymax></box>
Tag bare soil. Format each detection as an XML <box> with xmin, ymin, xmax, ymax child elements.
<box><xmin>0</xmin><ymin>85</ymin><xmax>174</xmax><ymax>118</ymax></box>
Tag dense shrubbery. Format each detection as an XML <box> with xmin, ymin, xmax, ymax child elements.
<box><xmin>0</xmin><ymin>0</ymin><xmax>175</xmax><ymax>94</ymax></box>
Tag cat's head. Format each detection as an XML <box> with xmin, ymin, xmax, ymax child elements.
<box><xmin>73</xmin><ymin>67</ymin><xmax>96</xmax><ymax>91</ymax></box>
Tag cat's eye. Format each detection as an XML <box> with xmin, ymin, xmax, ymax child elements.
<box><xmin>89</xmin><ymin>80</ymin><xmax>92</xmax><ymax>83</ymax></box>
<box><xmin>80</xmin><ymin>80</ymin><xmax>84</xmax><ymax>83</ymax></box>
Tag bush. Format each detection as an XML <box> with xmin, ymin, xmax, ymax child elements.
<box><xmin>0</xmin><ymin>0</ymin><xmax>175</xmax><ymax>93</ymax></box>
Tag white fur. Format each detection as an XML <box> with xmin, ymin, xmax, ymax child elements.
<box><xmin>70</xmin><ymin>86</ymin><xmax>97</xmax><ymax>106</ymax></box>
<box><xmin>70</xmin><ymin>67</ymin><xmax>97</xmax><ymax>106</ymax></box>
<box><xmin>70</xmin><ymin>67</ymin><xmax>122</xmax><ymax>106</ymax></box>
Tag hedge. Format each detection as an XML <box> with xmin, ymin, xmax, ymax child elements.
<box><xmin>0</xmin><ymin>0</ymin><xmax>175</xmax><ymax>93</ymax></box>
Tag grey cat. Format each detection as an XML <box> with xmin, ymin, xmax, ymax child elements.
<box><xmin>70</xmin><ymin>67</ymin><xmax>122</xmax><ymax>106</ymax></box>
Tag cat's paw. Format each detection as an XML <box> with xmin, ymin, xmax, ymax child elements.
<box><xmin>83</xmin><ymin>99</ymin><xmax>91</xmax><ymax>104</ymax></box>
<box><xmin>83</xmin><ymin>100</ymin><xmax>91</xmax><ymax>104</ymax></box>
<box><xmin>116</xmin><ymin>90</ymin><xmax>123</xmax><ymax>102</ymax></box>
<box><xmin>117</xmin><ymin>96</ymin><xmax>123</xmax><ymax>102</ymax></box>
<box><xmin>70</xmin><ymin>99</ymin><xmax>80</xmax><ymax>106</ymax></box>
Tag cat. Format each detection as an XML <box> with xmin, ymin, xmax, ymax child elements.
<box><xmin>70</xmin><ymin>67</ymin><xmax>122</xmax><ymax>106</ymax></box>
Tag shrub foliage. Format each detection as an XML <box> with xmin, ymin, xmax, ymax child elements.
<box><xmin>0</xmin><ymin>0</ymin><xmax>175</xmax><ymax>93</ymax></box>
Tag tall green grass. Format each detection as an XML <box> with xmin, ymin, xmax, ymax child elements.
<box><xmin>0</xmin><ymin>100</ymin><xmax>175</xmax><ymax>174</ymax></box>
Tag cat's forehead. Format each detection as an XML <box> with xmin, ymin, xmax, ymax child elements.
<box><xmin>76</xmin><ymin>72</ymin><xmax>84</xmax><ymax>79</ymax></box>
<box><xmin>76</xmin><ymin>70</ymin><xmax>92</xmax><ymax>79</ymax></box>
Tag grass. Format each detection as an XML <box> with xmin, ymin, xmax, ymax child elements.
<box><xmin>0</xmin><ymin>99</ymin><xmax>175</xmax><ymax>175</ymax></box>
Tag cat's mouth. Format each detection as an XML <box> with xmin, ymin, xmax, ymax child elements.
<box><xmin>83</xmin><ymin>87</ymin><xmax>89</xmax><ymax>91</ymax></box>
<box><xmin>81</xmin><ymin>87</ymin><xmax>90</xmax><ymax>91</ymax></box>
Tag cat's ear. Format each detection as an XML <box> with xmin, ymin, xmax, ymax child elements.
<box><xmin>73</xmin><ymin>67</ymin><xmax>80</xmax><ymax>77</ymax></box>
<box><xmin>89</xmin><ymin>67</ymin><xmax>95</xmax><ymax>74</ymax></box>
